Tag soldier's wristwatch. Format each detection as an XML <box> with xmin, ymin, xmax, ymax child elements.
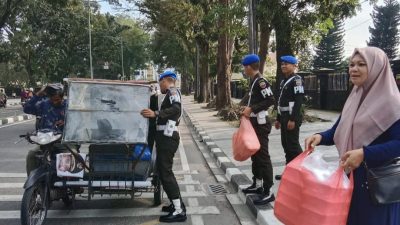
<box><xmin>154</xmin><ymin>110</ymin><xmax>159</xmax><ymax>117</ymax></box>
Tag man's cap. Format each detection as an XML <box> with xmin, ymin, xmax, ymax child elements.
<box><xmin>280</xmin><ymin>55</ymin><xmax>298</xmax><ymax>64</ymax></box>
<box><xmin>159</xmin><ymin>71</ymin><xmax>177</xmax><ymax>81</ymax></box>
<box><xmin>242</xmin><ymin>54</ymin><xmax>260</xmax><ymax>66</ymax></box>
<box><xmin>46</xmin><ymin>83</ymin><xmax>64</xmax><ymax>96</ymax></box>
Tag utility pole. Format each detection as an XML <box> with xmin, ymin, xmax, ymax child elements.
<box><xmin>121</xmin><ymin>37</ymin><xmax>124</xmax><ymax>80</ymax></box>
<box><xmin>88</xmin><ymin>0</ymin><xmax>94</xmax><ymax>79</ymax></box>
<box><xmin>247</xmin><ymin>0</ymin><xmax>258</xmax><ymax>54</ymax></box>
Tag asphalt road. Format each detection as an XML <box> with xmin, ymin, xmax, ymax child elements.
<box><xmin>0</xmin><ymin>118</ymin><xmax>248</xmax><ymax>225</ymax></box>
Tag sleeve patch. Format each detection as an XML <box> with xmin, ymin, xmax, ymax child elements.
<box><xmin>294</xmin><ymin>86</ymin><xmax>304</xmax><ymax>94</ymax></box>
<box><xmin>259</xmin><ymin>81</ymin><xmax>267</xmax><ymax>89</ymax></box>
<box><xmin>261</xmin><ymin>87</ymin><xmax>273</xmax><ymax>98</ymax></box>
<box><xmin>168</xmin><ymin>88</ymin><xmax>181</xmax><ymax>103</ymax></box>
<box><xmin>295</xmin><ymin>79</ymin><xmax>302</xmax><ymax>86</ymax></box>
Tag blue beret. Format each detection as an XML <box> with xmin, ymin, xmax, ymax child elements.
<box><xmin>159</xmin><ymin>71</ymin><xmax>177</xmax><ymax>81</ymax></box>
<box><xmin>280</xmin><ymin>55</ymin><xmax>298</xmax><ymax>64</ymax></box>
<box><xmin>242</xmin><ymin>54</ymin><xmax>260</xmax><ymax>66</ymax></box>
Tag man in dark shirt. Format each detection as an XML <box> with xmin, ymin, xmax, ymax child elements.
<box><xmin>140</xmin><ymin>71</ymin><xmax>186</xmax><ymax>223</ymax></box>
<box><xmin>23</xmin><ymin>83</ymin><xmax>66</xmax><ymax>175</ymax></box>
<box><xmin>275</xmin><ymin>55</ymin><xmax>304</xmax><ymax>180</ymax></box>
<box><xmin>240</xmin><ymin>54</ymin><xmax>276</xmax><ymax>205</ymax></box>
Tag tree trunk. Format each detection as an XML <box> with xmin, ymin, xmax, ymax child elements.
<box><xmin>216</xmin><ymin>0</ymin><xmax>234</xmax><ymax>110</ymax></box>
<box><xmin>181</xmin><ymin>65</ymin><xmax>189</xmax><ymax>95</ymax></box>
<box><xmin>273</xmin><ymin>8</ymin><xmax>293</xmax><ymax>90</ymax></box>
<box><xmin>258</xmin><ymin>22</ymin><xmax>272</xmax><ymax>74</ymax></box>
<box><xmin>197</xmin><ymin>39</ymin><xmax>211</xmax><ymax>103</ymax></box>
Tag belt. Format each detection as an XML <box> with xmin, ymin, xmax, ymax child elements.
<box><xmin>278</xmin><ymin>106</ymin><xmax>290</xmax><ymax>112</ymax></box>
<box><xmin>156</xmin><ymin>125</ymin><xmax>179</xmax><ymax>131</ymax></box>
<box><xmin>249</xmin><ymin>112</ymin><xmax>269</xmax><ymax>117</ymax></box>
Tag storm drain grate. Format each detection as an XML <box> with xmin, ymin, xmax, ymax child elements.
<box><xmin>208</xmin><ymin>184</ymin><xmax>228</xmax><ymax>195</ymax></box>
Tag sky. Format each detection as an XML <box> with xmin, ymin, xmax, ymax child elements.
<box><xmin>99</xmin><ymin>0</ymin><xmax>391</xmax><ymax>58</ymax></box>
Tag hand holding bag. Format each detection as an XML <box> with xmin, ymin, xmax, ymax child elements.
<box><xmin>274</xmin><ymin>150</ymin><xmax>354</xmax><ymax>225</ymax></box>
<box><xmin>364</xmin><ymin>157</ymin><xmax>400</xmax><ymax>205</ymax></box>
<box><xmin>232</xmin><ymin>116</ymin><xmax>260</xmax><ymax>161</ymax></box>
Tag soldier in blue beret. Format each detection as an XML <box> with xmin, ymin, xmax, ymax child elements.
<box><xmin>274</xmin><ymin>55</ymin><xmax>304</xmax><ymax>180</ymax></box>
<box><xmin>239</xmin><ymin>54</ymin><xmax>276</xmax><ymax>205</ymax></box>
<box><xmin>141</xmin><ymin>71</ymin><xmax>186</xmax><ymax>223</ymax></box>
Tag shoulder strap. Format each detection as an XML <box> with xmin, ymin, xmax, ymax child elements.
<box><xmin>247</xmin><ymin>77</ymin><xmax>261</xmax><ymax>107</ymax></box>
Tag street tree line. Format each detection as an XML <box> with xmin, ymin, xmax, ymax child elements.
<box><xmin>0</xmin><ymin>0</ymin><xmax>150</xmax><ymax>89</ymax></box>
<box><xmin>1</xmin><ymin>0</ymin><xmax>399</xmax><ymax>113</ymax></box>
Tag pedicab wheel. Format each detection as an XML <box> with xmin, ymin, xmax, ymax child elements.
<box><xmin>21</xmin><ymin>183</ymin><xmax>48</xmax><ymax>225</ymax></box>
<box><xmin>61</xmin><ymin>195</ymin><xmax>73</xmax><ymax>207</ymax></box>
<box><xmin>153</xmin><ymin>175</ymin><xmax>162</xmax><ymax>206</ymax></box>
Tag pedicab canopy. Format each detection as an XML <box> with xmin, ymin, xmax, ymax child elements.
<box><xmin>62</xmin><ymin>79</ymin><xmax>152</xmax><ymax>144</ymax></box>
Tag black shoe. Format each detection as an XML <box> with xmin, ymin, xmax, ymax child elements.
<box><xmin>253</xmin><ymin>193</ymin><xmax>275</xmax><ymax>205</ymax></box>
<box><xmin>161</xmin><ymin>203</ymin><xmax>174</xmax><ymax>213</ymax></box>
<box><xmin>242</xmin><ymin>184</ymin><xmax>263</xmax><ymax>194</ymax></box>
<box><xmin>161</xmin><ymin>202</ymin><xmax>186</xmax><ymax>213</ymax></box>
<box><xmin>275</xmin><ymin>175</ymin><xmax>282</xmax><ymax>180</ymax></box>
<box><xmin>159</xmin><ymin>211</ymin><xmax>187</xmax><ymax>223</ymax></box>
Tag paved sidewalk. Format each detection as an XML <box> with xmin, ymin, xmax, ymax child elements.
<box><xmin>183</xmin><ymin>95</ymin><xmax>341</xmax><ymax>225</ymax></box>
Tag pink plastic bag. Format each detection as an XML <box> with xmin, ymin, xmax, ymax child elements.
<box><xmin>274</xmin><ymin>150</ymin><xmax>354</xmax><ymax>225</ymax></box>
<box><xmin>232</xmin><ymin>116</ymin><xmax>260</xmax><ymax>161</ymax></box>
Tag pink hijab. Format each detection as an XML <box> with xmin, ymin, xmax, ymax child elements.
<box><xmin>333</xmin><ymin>47</ymin><xmax>400</xmax><ymax>157</ymax></box>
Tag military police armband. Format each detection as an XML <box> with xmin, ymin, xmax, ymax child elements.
<box><xmin>293</xmin><ymin>78</ymin><xmax>304</xmax><ymax>94</ymax></box>
<box><xmin>169</xmin><ymin>88</ymin><xmax>181</xmax><ymax>104</ymax></box>
<box><xmin>259</xmin><ymin>79</ymin><xmax>273</xmax><ymax>98</ymax></box>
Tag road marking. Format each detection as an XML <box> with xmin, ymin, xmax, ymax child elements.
<box><xmin>0</xmin><ymin>170</ymin><xmax>198</xmax><ymax>178</ymax></box>
<box><xmin>0</xmin><ymin>190</ymin><xmax>207</xmax><ymax>201</ymax></box>
<box><xmin>179</xmin><ymin>141</ymin><xmax>190</xmax><ymax>172</ymax></box>
<box><xmin>188</xmin><ymin>198</ymin><xmax>204</xmax><ymax>225</ymax></box>
<box><xmin>0</xmin><ymin>173</ymin><xmax>26</xmax><ymax>178</ymax></box>
<box><xmin>0</xmin><ymin>183</ymin><xmax>24</xmax><ymax>188</ymax></box>
<box><xmin>0</xmin><ymin>119</ymin><xmax>34</xmax><ymax>129</ymax></box>
<box><xmin>0</xmin><ymin>180</ymin><xmax>200</xmax><ymax>189</ymax></box>
<box><xmin>139</xmin><ymin>219</ymin><xmax>159</xmax><ymax>225</ymax></box>
<box><xmin>0</xmin><ymin>206</ymin><xmax>220</xmax><ymax>219</ymax></box>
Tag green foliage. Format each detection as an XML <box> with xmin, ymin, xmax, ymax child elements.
<box><xmin>368</xmin><ymin>0</ymin><xmax>400</xmax><ymax>60</ymax></box>
<box><xmin>313</xmin><ymin>18</ymin><xmax>345</xmax><ymax>70</ymax></box>
<box><xmin>0</xmin><ymin>0</ymin><xmax>151</xmax><ymax>86</ymax></box>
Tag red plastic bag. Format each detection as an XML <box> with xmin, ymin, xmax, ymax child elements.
<box><xmin>232</xmin><ymin>116</ymin><xmax>260</xmax><ymax>161</ymax></box>
<box><xmin>274</xmin><ymin>150</ymin><xmax>354</xmax><ymax>225</ymax></box>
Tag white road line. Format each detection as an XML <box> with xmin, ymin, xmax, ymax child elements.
<box><xmin>0</xmin><ymin>180</ymin><xmax>200</xmax><ymax>189</ymax></box>
<box><xmin>0</xmin><ymin>170</ymin><xmax>198</xmax><ymax>178</ymax></box>
<box><xmin>0</xmin><ymin>173</ymin><xmax>26</xmax><ymax>178</ymax></box>
<box><xmin>189</xmin><ymin>198</ymin><xmax>204</xmax><ymax>225</ymax></box>
<box><xmin>192</xmin><ymin>215</ymin><xmax>205</xmax><ymax>225</ymax></box>
<box><xmin>186</xmin><ymin>185</ymin><xmax>195</xmax><ymax>193</ymax></box>
<box><xmin>0</xmin><ymin>183</ymin><xmax>23</xmax><ymax>188</ymax></box>
<box><xmin>0</xmin><ymin>119</ymin><xmax>34</xmax><ymax>129</ymax></box>
<box><xmin>188</xmin><ymin>198</ymin><xmax>199</xmax><ymax>207</ymax></box>
<box><xmin>0</xmin><ymin>206</ymin><xmax>220</xmax><ymax>219</ymax></box>
<box><xmin>0</xmin><ymin>190</ymin><xmax>207</xmax><ymax>202</ymax></box>
<box><xmin>178</xmin><ymin>141</ymin><xmax>190</xmax><ymax>172</ymax></box>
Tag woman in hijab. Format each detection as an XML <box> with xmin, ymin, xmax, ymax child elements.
<box><xmin>305</xmin><ymin>47</ymin><xmax>400</xmax><ymax>225</ymax></box>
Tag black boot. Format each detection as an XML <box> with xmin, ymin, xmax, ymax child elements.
<box><xmin>275</xmin><ymin>174</ymin><xmax>282</xmax><ymax>180</ymax></box>
<box><xmin>242</xmin><ymin>178</ymin><xmax>263</xmax><ymax>194</ymax></box>
<box><xmin>161</xmin><ymin>201</ymin><xmax>186</xmax><ymax>213</ymax></box>
<box><xmin>161</xmin><ymin>203</ymin><xmax>174</xmax><ymax>213</ymax></box>
<box><xmin>159</xmin><ymin>211</ymin><xmax>187</xmax><ymax>223</ymax></box>
<box><xmin>160</xmin><ymin>199</ymin><xmax>187</xmax><ymax>223</ymax></box>
<box><xmin>253</xmin><ymin>191</ymin><xmax>275</xmax><ymax>205</ymax></box>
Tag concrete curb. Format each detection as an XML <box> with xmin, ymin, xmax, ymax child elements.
<box><xmin>183</xmin><ymin>110</ymin><xmax>279</xmax><ymax>225</ymax></box>
<box><xmin>0</xmin><ymin>114</ymin><xmax>34</xmax><ymax>126</ymax></box>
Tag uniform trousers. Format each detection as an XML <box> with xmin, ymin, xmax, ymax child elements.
<box><xmin>249</xmin><ymin>117</ymin><xmax>273</xmax><ymax>191</ymax></box>
<box><xmin>279</xmin><ymin>113</ymin><xmax>303</xmax><ymax>164</ymax></box>
<box><xmin>155</xmin><ymin>131</ymin><xmax>181</xmax><ymax>200</ymax></box>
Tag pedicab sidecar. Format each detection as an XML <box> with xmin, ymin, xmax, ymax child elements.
<box><xmin>20</xmin><ymin>79</ymin><xmax>161</xmax><ymax>225</ymax></box>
